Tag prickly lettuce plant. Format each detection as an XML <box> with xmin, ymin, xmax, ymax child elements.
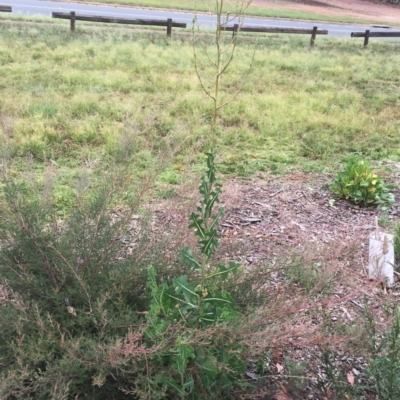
<box><xmin>144</xmin><ymin>2</ymin><xmax>255</xmax><ymax>397</ymax></box>
<box><xmin>146</xmin><ymin>152</ymin><xmax>244</xmax><ymax>399</ymax></box>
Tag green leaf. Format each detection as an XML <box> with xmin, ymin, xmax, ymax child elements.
<box><xmin>205</xmin><ymin>190</ymin><xmax>221</xmax><ymax>215</ymax></box>
<box><xmin>174</xmin><ymin>342</ymin><xmax>195</xmax><ymax>376</ymax></box>
<box><xmin>182</xmin><ymin>246</ymin><xmax>201</xmax><ymax>269</ymax></box>
<box><xmin>196</xmin><ymin>355</ymin><xmax>219</xmax><ymax>378</ymax></box>
<box><xmin>164</xmin><ymin>291</ymin><xmax>196</xmax><ymax>306</ymax></box>
<box><xmin>206</xmin><ymin>262</ymin><xmax>239</xmax><ymax>281</ymax></box>
<box><xmin>209</xmin><ymin>208</ymin><xmax>224</xmax><ymax>230</ymax></box>
<box><xmin>184</xmin><ymin>375</ymin><xmax>194</xmax><ymax>393</ymax></box>
<box><xmin>174</xmin><ymin>275</ymin><xmax>199</xmax><ymax>304</ymax></box>
<box><xmin>202</xmin><ymin>297</ymin><xmax>234</xmax><ymax>305</ymax></box>
<box><xmin>189</xmin><ymin>212</ymin><xmax>205</xmax><ymax>238</ymax></box>
<box><xmin>200</xmin><ymin>230</ymin><xmax>219</xmax><ymax>257</ymax></box>
<box><xmin>156</xmin><ymin>376</ymin><xmax>184</xmax><ymax>396</ymax></box>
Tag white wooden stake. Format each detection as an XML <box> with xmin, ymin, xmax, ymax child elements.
<box><xmin>369</xmin><ymin>231</ymin><xmax>394</xmax><ymax>287</ymax></box>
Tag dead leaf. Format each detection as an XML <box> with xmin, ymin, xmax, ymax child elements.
<box><xmin>347</xmin><ymin>372</ymin><xmax>355</xmax><ymax>386</ymax></box>
<box><xmin>276</xmin><ymin>363</ymin><xmax>284</xmax><ymax>373</ymax></box>
<box><xmin>67</xmin><ymin>306</ymin><xmax>77</xmax><ymax>316</ymax></box>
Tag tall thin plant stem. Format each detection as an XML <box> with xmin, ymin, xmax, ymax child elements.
<box><xmin>193</xmin><ymin>0</ymin><xmax>253</xmax><ymax>149</ymax></box>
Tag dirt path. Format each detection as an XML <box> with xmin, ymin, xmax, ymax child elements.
<box><xmin>253</xmin><ymin>0</ymin><xmax>400</xmax><ymax>24</ymax></box>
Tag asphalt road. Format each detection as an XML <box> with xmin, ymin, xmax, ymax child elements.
<box><xmin>0</xmin><ymin>0</ymin><xmax>396</xmax><ymax>38</ymax></box>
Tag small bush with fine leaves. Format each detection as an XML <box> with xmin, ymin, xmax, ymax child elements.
<box><xmin>0</xmin><ymin>162</ymin><xmax>159</xmax><ymax>399</ymax></box>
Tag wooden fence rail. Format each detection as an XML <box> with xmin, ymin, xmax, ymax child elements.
<box><xmin>225</xmin><ymin>25</ymin><xmax>328</xmax><ymax>46</ymax></box>
<box><xmin>52</xmin><ymin>12</ymin><xmax>186</xmax><ymax>36</ymax></box>
<box><xmin>0</xmin><ymin>5</ymin><xmax>12</xmax><ymax>12</ymax></box>
<box><xmin>351</xmin><ymin>30</ymin><xmax>400</xmax><ymax>47</ymax></box>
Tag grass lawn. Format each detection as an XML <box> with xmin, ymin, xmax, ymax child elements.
<box><xmin>1</xmin><ymin>21</ymin><xmax>400</xmax><ymax>207</ymax></box>
<box><xmin>64</xmin><ymin>0</ymin><xmax>383</xmax><ymax>25</ymax></box>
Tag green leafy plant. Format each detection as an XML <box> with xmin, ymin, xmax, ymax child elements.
<box><xmin>145</xmin><ymin>7</ymin><xmax>258</xmax><ymax>392</ymax></box>
<box><xmin>284</xmin><ymin>262</ymin><xmax>322</xmax><ymax>293</ymax></box>
<box><xmin>316</xmin><ymin>350</ymin><xmax>363</xmax><ymax>399</ymax></box>
<box><xmin>146</xmin><ymin>152</ymin><xmax>244</xmax><ymax>399</ymax></box>
<box><xmin>331</xmin><ymin>157</ymin><xmax>395</xmax><ymax>208</ymax></box>
<box><xmin>379</xmin><ymin>212</ymin><xmax>390</xmax><ymax>228</ymax></box>
<box><xmin>284</xmin><ymin>358</ymin><xmax>308</xmax><ymax>393</ymax></box>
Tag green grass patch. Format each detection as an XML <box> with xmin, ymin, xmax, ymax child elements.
<box><xmin>66</xmin><ymin>0</ymin><xmax>387</xmax><ymax>25</ymax></box>
<box><xmin>1</xmin><ymin>22</ymin><xmax>400</xmax><ymax>184</ymax></box>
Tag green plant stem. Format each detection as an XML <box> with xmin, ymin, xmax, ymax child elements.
<box><xmin>198</xmin><ymin>176</ymin><xmax>212</xmax><ymax>322</ymax></box>
<box><xmin>212</xmin><ymin>0</ymin><xmax>223</xmax><ymax>138</ymax></box>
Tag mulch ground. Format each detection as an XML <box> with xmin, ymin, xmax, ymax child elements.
<box><xmin>148</xmin><ymin>166</ymin><xmax>400</xmax><ymax>399</ymax></box>
<box><xmin>217</xmin><ymin>171</ymin><xmax>400</xmax><ymax>399</ymax></box>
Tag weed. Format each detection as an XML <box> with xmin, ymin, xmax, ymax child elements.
<box><xmin>142</xmin><ymin>6</ymin><xmax>255</xmax><ymax>398</ymax></box>
<box><xmin>379</xmin><ymin>212</ymin><xmax>390</xmax><ymax>228</ymax></box>
<box><xmin>146</xmin><ymin>153</ymin><xmax>244</xmax><ymax>399</ymax></box>
<box><xmin>331</xmin><ymin>157</ymin><xmax>395</xmax><ymax>208</ymax></box>
<box><xmin>284</xmin><ymin>358</ymin><xmax>308</xmax><ymax>393</ymax></box>
<box><xmin>284</xmin><ymin>260</ymin><xmax>328</xmax><ymax>294</ymax></box>
<box><xmin>155</xmin><ymin>187</ymin><xmax>177</xmax><ymax>199</ymax></box>
<box><xmin>158</xmin><ymin>168</ymin><xmax>182</xmax><ymax>185</ymax></box>
<box><xmin>316</xmin><ymin>351</ymin><xmax>363</xmax><ymax>398</ymax></box>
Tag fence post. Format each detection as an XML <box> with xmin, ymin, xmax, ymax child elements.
<box><xmin>310</xmin><ymin>26</ymin><xmax>317</xmax><ymax>47</ymax></box>
<box><xmin>167</xmin><ymin>18</ymin><xmax>172</xmax><ymax>37</ymax></box>
<box><xmin>70</xmin><ymin>11</ymin><xmax>76</xmax><ymax>32</ymax></box>
<box><xmin>364</xmin><ymin>29</ymin><xmax>370</xmax><ymax>48</ymax></box>
<box><xmin>232</xmin><ymin>23</ymin><xmax>239</xmax><ymax>38</ymax></box>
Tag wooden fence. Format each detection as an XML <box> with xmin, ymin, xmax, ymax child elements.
<box><xmin>50</xmin><ymin>14</ymin><xmax>328</xmax><ymax>45</ymax></box>
<box><xmin>6</xmin><ymin>7</ymin><xmax>400</xmax><ymax>50</ymax></box>
<box><xmin>52</xmin><ymin>12</ymin><xmax>187</xmax><ymax>36</ymax></box>
<box><xmin>225</xmin><ymin>25</ymin><xmax>328</xmax><ymax>46</ymax></box>
<box><xmin>0</xmin><ymin>5</ymin><xmax>12</xmax><ymax>12</ymax></box>
<box><xmin>1</xmin><ymin>8</ymin><xmax>326</xmax><ymax>44</ymax></box>
<box><xmin>351</xmin><ymin>30</ymin><xmax>400</xmax><ymax>47</ymax></box>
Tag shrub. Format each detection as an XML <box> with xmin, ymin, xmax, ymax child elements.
<box><xmin>331</xmin><ymin>157</ymin><xmax>395</xmax><ymax>208</ymax></box>
<box><xmin>0</xmin><ymin>161</ymin><xmax>156</xmax><ymax>399</ymax></box>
